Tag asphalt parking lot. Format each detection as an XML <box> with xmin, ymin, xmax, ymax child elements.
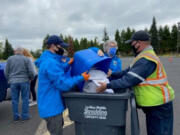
<box><xmin>0</xmin><ymin>56</ymin><xmax>180</xmax><ymax>135</ymax></box>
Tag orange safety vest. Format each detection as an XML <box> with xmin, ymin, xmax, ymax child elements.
<box><xmin>131</xmin><ymin>48</ymin><xmax>175</xmax><ymax>106</ymax></box>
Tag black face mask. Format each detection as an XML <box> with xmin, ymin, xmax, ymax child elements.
<box><xmin>55</xmin><ymin>47</ymin><xmax>64</xmax><ymax>55</ymax></box>
<box><xmin>131</xmin><ymin>41</ymin><xmax>140</xmax><ymax>57</ymax></box>
<box><xmin>132</xmin><ymin>46</ymin><xmax>139</xmax><ymax>57</ymax></box>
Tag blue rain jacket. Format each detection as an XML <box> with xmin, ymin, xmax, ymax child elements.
<box><xmin>90</xmin><ymin>47</ymin><xmax>122</xmax><ymax>72</ymax></box>
<box><xmin>35</xmin><ymin>50</ymin><xmax>83</xmax><ymax>118</ymax></box>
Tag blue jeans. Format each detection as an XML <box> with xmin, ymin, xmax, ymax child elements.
<box><xmin>10</xmin><ymin>82</ymin><xmax>30</xmax><ymax>120</ymax></box>
<box><xmin>142</xmin><ymin>101</ymin><xmax>173</xmax><ymax>135</ymax></box>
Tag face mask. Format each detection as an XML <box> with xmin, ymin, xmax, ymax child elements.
<box><xmin>131</xmin><ymin>41</ymin><xmax>140</xmax><ymax>57</ymax></box>
<box><xmin>55</xmin><ymin>47</ymin><xmax>64</xmax><ymax>56</ymax></box>
<box><xmin>108</xmin><ymin>47</ymin><xmax>117</xmax><ymax>57</ymax></box>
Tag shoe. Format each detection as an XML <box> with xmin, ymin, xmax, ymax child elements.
<box><xmin>13</xmin><ymin>117</ymin><xmax>20</xmax><ymax>123</ymax></box>
<box><xmin>29</xmin><ymin>101</ymin><xmax>37</xmax><ymax>106</ymax></box>
<box><xmin>21</xmin><ymin>117</ymin><xmax>31</xmax><ymax>122</ymax></box>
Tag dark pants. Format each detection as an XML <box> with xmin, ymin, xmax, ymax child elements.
<box><xmin>30</xmin><ymin>75</ymin><xmax>37</xmax><ymax>101</ymax></box>
<box><xmin>44</xmin><ymin>114</ymin><xmax>63</xmax><ymax>135</ymax></box>
<box><xmin>141</xmin><ymin>101</ymin><xmax>173</xmax><ymax>135</ymax></box>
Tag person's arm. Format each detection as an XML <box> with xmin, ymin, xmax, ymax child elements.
<box><xmin>4</xmin><ymin>59</ymin><xmax>10</xmax><ymax>80</ymax></box>
<box><xmin>45</xmin><ymin>60</ymin><xmax>84</xmax><ymax>91</ymax></box>
<box><xmin>89</xmin><ymin>47</ymin><xmax>99</xmax><ymax>53</ymax></box>
<box><xmin>89</xmin><ymin>47</ymin><xmax>104</xmax><ymax>56</ymax></box>
<box><xmin>61</xmin><ymin>62</ymin><xmax>70</xmax><ymax>71</ymax></box>
<box><xmin>116</xmin><ymin>58</ymin><xmax>122</xmax><ymax>72</ymax></box>
<box><xmin>27</xmin><ymin>58</ymin><xmax>36</xmax><ymax>80</ymax></box>
<box><xmin>61</xmin><ymin>57</ymin><xmax>74</xmax><ymax>72</ymax></box>
<box><xmin>107</xmin><ymin>58</ymin><xmax>156</xmax><ymax>91</ymax></box>
<box><xmin>109</xmin><ymin>67</ymin><xmax>130</xmax><ymax>80</ymax></box>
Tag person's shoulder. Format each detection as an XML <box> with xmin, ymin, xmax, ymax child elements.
<box><xmin>22</xmin><ymin>55</ymin><xmax>30</xmax><ymax>61</ymax></box>
<box><xmin>113</xmin><ymin>56</ymin><xmax>121</xmax><ymax>60</ymax></box>
<box><xmin>7</xmin><ymin>55</ymin><xmax>16</xmax><ymax>61</ymax></box>
<box><xmin>41</xmin><ymin>57</ymin><xmax>56</xmax><ymax>67</ymax></box>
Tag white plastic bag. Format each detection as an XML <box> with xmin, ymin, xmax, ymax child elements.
<box><xmin>83</xmin><ymin>69</ymin><xmax>114</xmax><ymax>93</ymax></box>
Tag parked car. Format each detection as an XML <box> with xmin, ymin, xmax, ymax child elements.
<box><xmin>0</xmin><ymin>62</ymin><xmax>10</xmax><ymax>102</ymax></box>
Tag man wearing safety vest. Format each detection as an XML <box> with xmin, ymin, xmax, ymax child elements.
<box><xmin>97</xmin><ymin>30</ymin><xmax>174</xmax><ymax>135</ymax></box>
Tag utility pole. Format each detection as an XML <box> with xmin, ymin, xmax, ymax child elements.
<box><xmin>177</xmin><ymin>22</ymin><xmax>180</xmax><ymax>54</ymax></box>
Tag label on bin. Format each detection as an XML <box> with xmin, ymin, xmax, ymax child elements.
<box><xmin>84</xmin><ymin>105</ymin><xmax>107</xmax><ymax>120</ymax></box>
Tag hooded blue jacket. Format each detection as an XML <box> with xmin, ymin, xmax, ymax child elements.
<box><xmin>35</xmin><ymin>50</ymin><xmax>83</xmax><ymax>118</ymax></box>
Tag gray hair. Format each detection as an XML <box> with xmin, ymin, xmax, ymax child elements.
<box><xmin>103</xmin><ymin>40</ymin><xmax>118</xmax><ymax>53</ymax></box>
<box><xmin>14</xmin><ymin>47</ymin><xmax>23</xmax><ymax>54</ymax></box>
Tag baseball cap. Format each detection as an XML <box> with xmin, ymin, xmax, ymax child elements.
<box><xmin>47</xmin><ymin>35</ymin><xmax>69</xmax><ymax>47</ymax></box>
<box><xmin>125</xmin><ymin>30</ymin><xmax>150</xmax><ymax>44</ymax></box>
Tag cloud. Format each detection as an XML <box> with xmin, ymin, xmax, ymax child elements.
<box><xmin>0</xmin><ymin>0</ymin><xmax>180</xmax><ymax>50</ymax></box>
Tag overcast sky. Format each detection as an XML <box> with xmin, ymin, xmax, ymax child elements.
<box><xmin>0</xmin><ymin>0</ymin><xmax>180</xmax><ymax>50</ymax></box>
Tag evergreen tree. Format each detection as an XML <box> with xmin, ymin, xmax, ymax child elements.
<box><xmin>93</xmin><ymin>37</ymin><xmax>99</xmax><ymax>46</ymax></box>
<box><xmin>0</xmin><ymin>41</ymin><xmax>3</xmax><ymax>59</ymax></box>
<box><xmin>177</xmin><ymin>23</ymin><xmax>180</xmax><ymax>53</ymax></box>
<box><xmin>2</xmin><ymin>39</ymin><xmax>14</xmax><ymax>60</ymax></box>
<box><xmin>158</xmin><ymin>26</ymin><xmax>164</xmax><ymax>54</ymax></box>
<box><xmin>73</xmin><ymin>38</ymin><xmax>80</xmax><ymax>52</ymax></box>
<box><xmin>163</xmin><ymin>25</ymin><xmax>171</xmax><ymax>53</ymax></box>
<box><xmin>67</xmin><ymin>36</ymin><xmax>74</xmax><ymax>57</ymax></box>
<box><xmin>63</xmin><ymin>35</ymin><xmax>69</xmax><ymax>43</ymax></box>
<box><xmin>32</xmin><ymin>49</ymin><xmax>42</xmax><ymax>58</ymax></box>
<box><xmin>120</xmin><ymin>28</ymin><xmax>132</xmax><ymax>55</ymax></box>
<box><xmin>42</xmin><ymin>34</ymin><xmax>49</xmax><ymax>51</ymax></box>
<box><xmin>79</xmin><ymin>37</ymin><xmax>88</xmax><ymax>49</ymax></box>
<box><xmin>115</xmin><ymin>29</ymin><xmax>121</xmax><ymax>46</ymax></box>
<box><xmin>102</xmin><ymin>27</ymin><xmax>109</xmax><ymax>42</ymax></box>
<box><xmin>88</xmin><ymin>40</ymin><xmax>94</xmax><ymax>47</ymax></box>
<box><xmin>59</xmin><ymin>33</ymin><xmax>64</xmax><ymax>40</ymax></box>
<box><xmin>150</xmin><ymin>17</ymin><xmax>159</xmax><ymax>52</ymax></box>
<box><xmin>171</xmin><ymin>25</ymin><xmax>178</xmax><ymax>52</ymax></box>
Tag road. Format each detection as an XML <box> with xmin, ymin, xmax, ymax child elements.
<box><xmin>0</xmin><ymin>56</ymin><xmax>179</xmax><ymax>135</ymax></box>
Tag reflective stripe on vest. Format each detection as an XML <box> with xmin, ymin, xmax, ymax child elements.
<box><xmin>140</xmin><ymin>77</ymin><xmax>168</xmax><ymax>85</ymax></box>
<box><xmin>128</xmin><ymin>71</ymin><xmax>145</xmax><ymax>81</ymax></box>
<box><xmin>161</xmin><ymin>85</ymin><xmax>170</xmax><ymax>103</ymax></box>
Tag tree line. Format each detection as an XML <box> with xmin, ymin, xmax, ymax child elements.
<box><xmin>0</xmin><ymin>17</ymin><xmax>179</xmax><ymax>60</ymax></box>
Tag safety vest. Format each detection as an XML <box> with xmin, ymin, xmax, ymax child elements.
<box><xmin>131</xmin><ymin>48</ymin><xmax>175</xmax><ymax>107</ymax></box>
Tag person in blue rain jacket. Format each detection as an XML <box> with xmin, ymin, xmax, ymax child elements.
<box><xmin>35</xmin><ymin>35</ymin><xmax>90</xmax><ymax>135</ymax></box>
<box><xmin>90</xmin><ymin>40</ymin><xmax>122</xmax><ymax>77</ymax></box>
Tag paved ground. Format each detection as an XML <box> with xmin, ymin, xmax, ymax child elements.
<box><xmin>0</xmin><ymin>56</ymin><xmax>180</xmax><ymax>135</ymax></box>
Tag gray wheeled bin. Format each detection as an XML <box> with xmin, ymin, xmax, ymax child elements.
<box><xmin>62</xmin><ymin>90</ymin><xmax>131</xmax><ymax>135</ymax></box>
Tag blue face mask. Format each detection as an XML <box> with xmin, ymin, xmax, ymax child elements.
<box><xmin>109</xmin><ymin>47</ymin><xmax>117</xmax><ymax>57</ymax></box>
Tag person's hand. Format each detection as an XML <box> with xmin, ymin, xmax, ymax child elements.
<box><xmin>61</xmin><ymin>58</ymin><xmax>66</xmax><ymax>62</ymax></box>
<box><xmin>81</xmin><ymin>72</ymin><xmax>90</xmax><ymax>81</ymax></box>
<box><xmin>68</xmin><ymin>58</ymin><xmax>74</xmax><ymax>64</ymax></box>
<box><xmin>96</xmin><ymin>82</ymin><xmax>107</xmax><ymax>93</ymax></box>
<box><xmin>97</xmin><ymin>50</ymin><xmax>104</xmax><ymax>56</ymax></box>
<box><xmin>107</xmin><ymin>69</ymin><xmax>112</xmax><ymax>77</ymax></box>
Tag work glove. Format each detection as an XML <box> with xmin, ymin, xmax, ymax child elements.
<box><xmin>81</xmin><ymin>72</ymin><xmax>90</xmax><ymax>81</ymax></box>
<box><xmin>68</xmin><ymin>58</ymin><xmax>74</xmax><ymax>65</ymax></box>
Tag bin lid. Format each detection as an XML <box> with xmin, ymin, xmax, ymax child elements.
<box><xmin>62</xmin><ymin>91</ymin><xmax>131</xmax><ymax>99</ymax></box>
<box><xmin>71</xmin><ymin>49</ymin><xmax>111</xmax><ymax>91</ymax></box>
